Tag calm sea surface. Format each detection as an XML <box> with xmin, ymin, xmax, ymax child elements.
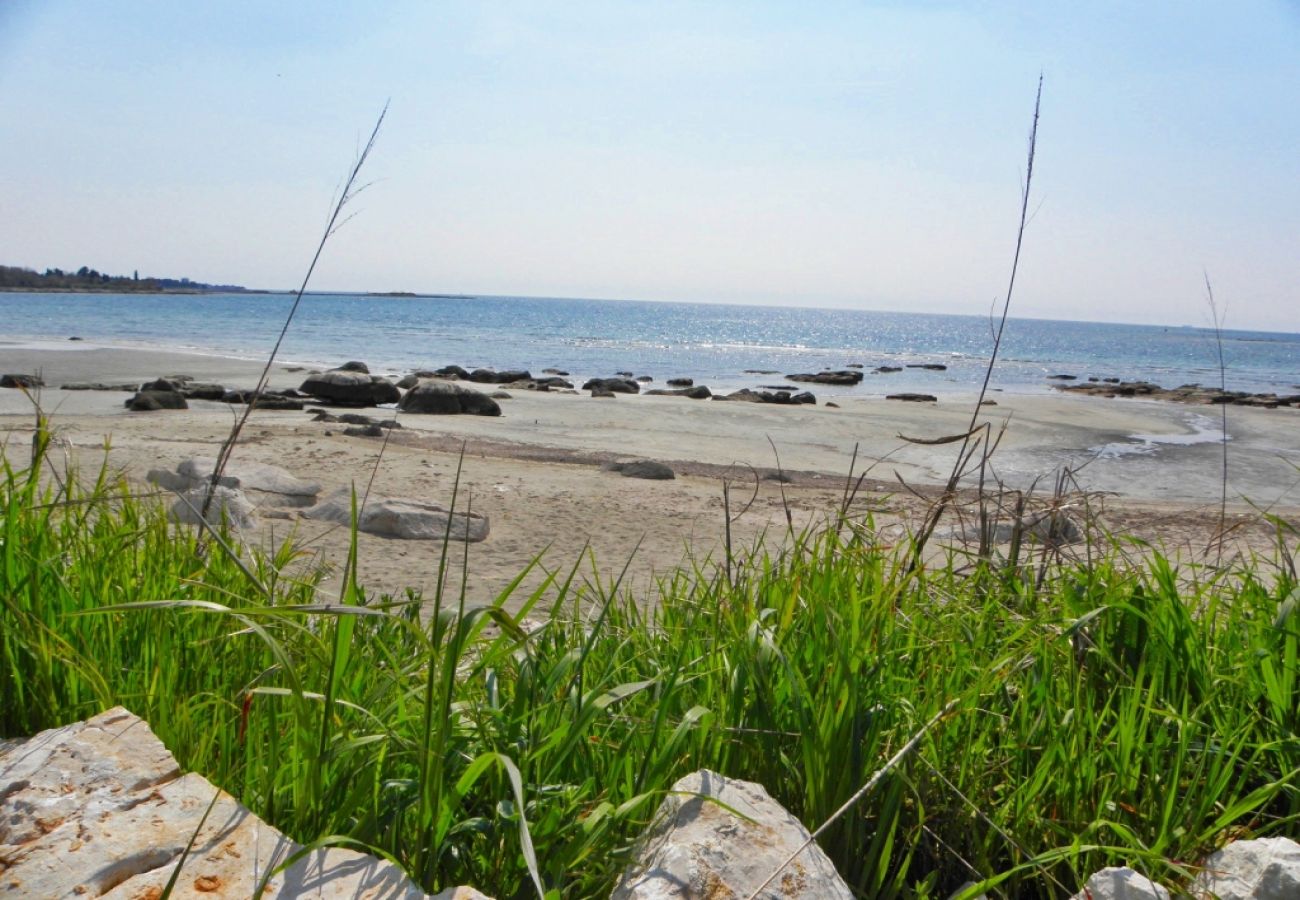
<box><xmin>2</xmin><ymin>291</ymin><xmax>1297</xmax><ymax>397</ymax></box>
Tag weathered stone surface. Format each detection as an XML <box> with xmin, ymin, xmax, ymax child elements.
<box><xmin>338</xmin><ymin>359</ymin><xmax>371</xmax><ymax>373</ymax></box>
<box><xmin>148</xmin><ymin>456</ymin><xmax>321</xmax><ymax>508</ymax></box>
<box><xmin>645</xmin><ymin>386</ymin><xmax>711</xmax><ymax>400</ymax></box>
<box><xmin>944</xmin><ymin>511</ymin><xmax>1083</xmax><ymax>547</ymax></box>
<box><xmin>1</xmin><ymin>373</ymin><xmax>45</xmax><ymax>389</ymax></box>
<box><xmin>169</xmin><ymin>485</ymin><xmax>258</xmax><ymax>530</ymax></box>
<box><xmin>1191</xmin><ymin>837</ymin><xmax>1300</xmax><ymax>899</ymax></box>
<box><xmin>140</xmin><ymin>377</ymin><xmax>186</xmax><ymax>392</ymax></box>
<box><xmin>582</xmin><ymin>377</ymin><xmax>640</xmax><ymax>394</ymax></box>
<box><xmin>1056</xmin><ymin>380</ymin><xmax>1300</xmax><ymax>409</ymax></box>
<box><xmin>886</xmin><ymin>393</ymin><xmax>937</xmax><ymax>402</ymax></box>
<box><xmin>786</xmin><ymin>370</ymin><xmax>863</xmax><ymax>386</ymax></box>
<box><xmin>591</xmin><ymin>386</ymin><xmax>617</xmax><ymax>398</ymax></box>
<box><xmin>468</xmin><ymin>368</ymin><xmax>531</xmax><ymax>384</ymax></box>
<box><xmin>61</xmin><ymin>381</ymin><xmax>137</xmax><ymax>391</ymax></box>
<box><xmin>717</xmin><ymin>388</ymin><xmax>814</xmax><ymax>405</ymax></box>
<box><xmin>180</xmin><ymin>381</ymin><xmax>227</xmax><ymax>400</ymax></box>
<box><xmin>666</xmin><ymin>377</ymin><xmax>694</xmax><ymax>387</ymax></box>
<box><xmin>906</xmin><ymin>363</ymin><xmax>948</xmax><ymax>371</ymax></box>
<box><xmin>1069</xmin><ymin>867</ymin><xmax>1170</xmax><ymax>899</ymax></box>
<box><xmin>304</xmin><ymin>488</ymin><xmax>490</xmax><ymax>541</ymax></box>
<box><xmin>611</xmin><ymin>769</ymin><xmax>852</xmax><ymax>899</ymax></box>
<box><xmin>435</xmin><ymin>364</ymin><xmax>471</xmax><ymax>379</ymax></box>
<box><xmin>399</xmin><ymin>380</ymin><xmax>502</xmax><ymax>416</ymax></box>
<box><xmin>603</xmin><ymin>460</ymin><xmax>676</xmax><ymax>481</ymax></box>
<box><xmin>0</xmin><ymin>708</ymin><xmax>454</xmax><ymax>898</ymax></box>
<box><xmin>126</xmin><ymin>390</ymin><xmax>189</xmax><ymax>411</ymax></box>
<box><xmin>300</xmin><ymin>369</ymin><xmax>401</xmax><ymax>406</ymax></box>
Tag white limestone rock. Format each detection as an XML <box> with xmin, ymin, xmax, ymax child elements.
<box><xmin>304</xmin><ymin>488</ymin><xmax>490</xmax><ymax>542</ymax></box>
<box><xmin>1191</xmin><ymin>837</ymin><xmax>1300</xmax><ymax>899</ymax></box>
<box><xmin>1068</xmin><ymin>867</ymin><xmax>1170</xmax><ymax>899</ymax></box>
<box><xmin>611</xmin><ymin>769</ymin><xmax>853</xmax><ymax>900</ymax></box>
<box><xmin>148</xmin><ymin>455</ymin><xmax>322</xmax><ymax>508</ymax></box>
<box><xmin>0</xmin><ymin>707</ymin><xmax>495</xmax><ymax>898</ymax></box>
<box><xmin>169</xmin><ymin>484</ymin><xmax>258</xmax><ymax>530</ymax></box>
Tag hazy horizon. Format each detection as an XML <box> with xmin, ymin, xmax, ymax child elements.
<box><xmin>2</xmin><ymin>2</ymin><xmax>1296</xmax><ymax>332</ymax></box>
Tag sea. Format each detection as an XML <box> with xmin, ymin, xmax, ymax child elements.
<box><xmin>2</xmin><ymin>291</ymin><xmax>1297</xmax><ymax>398</ymax></box>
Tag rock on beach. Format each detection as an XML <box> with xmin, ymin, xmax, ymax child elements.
<box><xmin>399</xmin><ymin>379</ymin><xmax>502</xmax><ymax>416</ymax></box>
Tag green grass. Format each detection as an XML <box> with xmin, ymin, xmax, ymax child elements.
<box><xmin>2</xmin><ymin>444</ymin><xmax>1298</xmax><ymax>899</ymax></box>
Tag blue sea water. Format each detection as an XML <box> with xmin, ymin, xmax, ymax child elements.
<box><xmin>2</xmin><ymin>291</ymin><xmax>1297</xmax><ymax>398</ymax></box>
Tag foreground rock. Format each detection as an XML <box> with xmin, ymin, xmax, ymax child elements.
<box><xmin>1191</xmin><ymin>837</ymin><xmax>1300</xmax><ymax>899</ymax></box>
<box><xmin>148</xmin><ymin>456</ymin><xmax>322</xmax><ymax>509</ymax></box>
<box><xmin>1068</xmin><ymin>867</ymin><xmax>1170</xmax><ymax>899</ymax></box>
<box><xmin>0</xmin><ymin>707</ymin><xmax>480</xmax><ymax>898</ymax></box>
<box><xmin>300</xmin><ymin>367</ymin><xmax>402</xmax><ymax>407</ymax></box>
<box><xmin>611</xmin><ymin>769</ymin><xmax>853</xmax><ymax>899</ymax></box>
<box><xmin>305</xmin><ymin>488</ymin><xmax>490</xmax><ymax>541</ymax></box>
<box><xmin>603</xmin><ymin>460</ymin><xmax>676</xmax><ymax>480</ymax></box>
<box><xmin>400</xmin><ymin>380</ymin><xmax>502</xmax><ymax>416</ymax></box>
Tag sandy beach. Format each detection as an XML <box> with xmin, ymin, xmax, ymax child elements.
<box><xmin>3</xmin><ymin>344</ymin><xmax>1298</xmax><ymax>608</ymax></box>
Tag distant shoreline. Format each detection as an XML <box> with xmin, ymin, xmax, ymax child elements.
<box><xmin>0</xmin><ymin>286</ymin><xmax>476</xmax><ymax>299</ymax></box>
<box><xmin>0</xmin><ymin>286</ymin><xmax>276</xmax><ymax>296</ymax></box>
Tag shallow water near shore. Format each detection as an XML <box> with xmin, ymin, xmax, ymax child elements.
<box><xmin>4</xmin><ymin>290</ymin><xmax>1298</xmax><ymax>397</ymax></box>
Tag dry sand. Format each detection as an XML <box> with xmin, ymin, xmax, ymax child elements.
<box><xmin>3</xmin><ymin>344</ymin><xmax>1298</xmax><ymax>610</ymax></box>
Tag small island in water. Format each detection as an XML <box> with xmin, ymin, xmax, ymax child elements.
<box><xmin>0</xmin><ymin>263</ymin><xmax>251</xmax><ymax>294</ymax></box>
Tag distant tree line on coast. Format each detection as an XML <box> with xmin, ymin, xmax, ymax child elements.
<box><xmin>0</xmin><ymin>263</ymin><xmax>248</xmax><ymax>293</ymax></box>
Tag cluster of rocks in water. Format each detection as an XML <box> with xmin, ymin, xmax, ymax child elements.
<box><xmin>4</xmin><ymin>709</ymin><xmax>1297</xmax><ymax>899</ymax></box>
<box><xmin>1051</xmin><ymin>376</ymin><xmax>1300</xmax><ymax>409</ymax></box>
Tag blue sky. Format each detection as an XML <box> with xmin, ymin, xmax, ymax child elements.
<box><xmin>2</xmin><ymin>1</ymin><xmax>1297</xmax><ymax>330</ymax></box>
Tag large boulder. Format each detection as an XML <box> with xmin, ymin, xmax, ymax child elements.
<box><xmin>400</xmin><ymin>380</ymin><xmax>502</xmax><ymax>416</ymax></box>
<box><xmin>1068</xmin><ymin>867</ymin><xmax>1170</xmax><ymax>899</ymax></box>
<box><xmin>126</xmin><ymin>390</ymin><xmax>188</xmax><ymax>411</ymax></box>
<box><xmin>611</xmin><ymin>769</ymin><xmax>853</xmax><ymax>899</ymax></box>
<box><xmin>717</xmin><ymin>389</ymin><xmax>815</xmax><ymax>405</ymax></box>
<box><xmin>0</xmin><ymin>708</ymin><xmax>469</xmax><ymax>898</ymax></box>
<box><xmin>147</xmin><ymin>456</ymin><xmax>321</xmax><ymax>509</ymax></box>
<box><xmin>645</xmin><ymin>386</ymin><xmax>712</xmax><ymax>400</ymax></box>
<box><xmin>169</xmin><ymin>484</ymin><xmax>258</xmax><ymax>530</ymax></box>
<box><xmin>786</xmin><ymin>370</ymin><xmax>863</xmax><ymax>386</ymax></box>
<box><xmin>602</xmin><ymin>460</ymin><xmax>676</xmax><ymax>481</ymax></box>
<box><xmin>179</xmin><ymin>382</ymin><xmax>227</xmax><ymax>400</ymax></box>
<box><xmin>468</xmin><ymin>368</ymin><xmax>531</xmax><ymax>384</ymax></box>
<box><xmin>1</xmin><ymin>373</ymin><xmax>44</xmax><ymax>388</ymax></box>
<box><xmin>582</xmin><ymin>377</ymin><xmax>640</xmax><ymax>394</ymax></box>
<box><xmin>304</xmin><ymin>488</ymin><xmax>490</xmax><ymax>541</ymax></box>
<box><xmin>300</xmin><ymin>369</ymin><xmax>401</xmax><ymax>406</ymax></box>
<box><xmin>1191</xmin><ymin>837</ymin><xmax>1300</xmax><ymax>899</ymax></box>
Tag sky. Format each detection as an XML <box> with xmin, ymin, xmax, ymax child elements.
<box><xmin>1</xmin><ymin>2</ymin><xmax>1297</xmax><ymax>331</ymax></box>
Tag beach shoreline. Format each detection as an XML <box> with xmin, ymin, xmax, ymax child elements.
<box><xmin>3</xmin><ymin>344</ymin><xmax>1297</xmax><ymax>606</ymax></box>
